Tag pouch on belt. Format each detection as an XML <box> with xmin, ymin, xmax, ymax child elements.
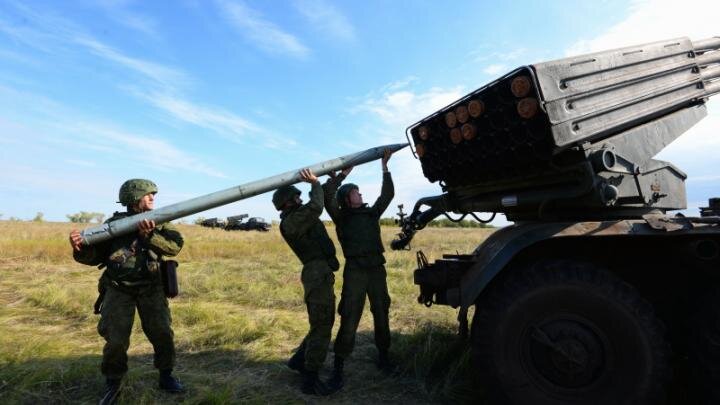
<box><xmin>161</xmin><ymin>260</ymin><xmax>179</xmax><ymax>298</ymax></box>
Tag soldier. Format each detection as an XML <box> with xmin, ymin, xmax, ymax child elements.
<box><xmin>273</xmin><ymin>169</ymin><xmax>340</xmax><ymax>396</ymax></box>
<box><xmin>323</xmin><ymin>149</ymin><xmax>395</xmax><ymax>388</ymax></box>
<box><xmin>68</xmin><ymin>179</ymin><xmax>185</xmax><ymax>405</ymax></box>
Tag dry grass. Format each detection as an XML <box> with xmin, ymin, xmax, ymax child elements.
<box><xmin>0</xmin><ymin>221</ymin><xmax>494</xmax><ymax>404</ymax></box>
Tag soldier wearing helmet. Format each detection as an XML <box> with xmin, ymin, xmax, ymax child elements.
<box><xmin>323</xmin><ymin>149</ymin><xmax>395</xmax><ymax>388</ymax></box>
<box><xmin>273</xmin><ymin>169</ymin><xmax>340</xmax><ymax>396</ymax></box>
<box><xmin>68</xmin><ymin>179</ymin><xmax>185</xmax><ymax>404</ymax></box>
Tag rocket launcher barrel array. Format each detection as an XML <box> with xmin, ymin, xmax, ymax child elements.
<box><xmin>408</xmin><ymin>36</ymin><xmax>720</xmax><ymax>188</ymax></box>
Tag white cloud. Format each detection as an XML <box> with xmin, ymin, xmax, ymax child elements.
<box><xmin>0</xmin><ymin>48</ymin><xmax>39</xmax><ymax>67</ymax></box>
<box><xmin>91</xmin><ymin>0</ymin><xmax>160</xmax><ymax>39</ymax></box>
<box><xmin>0</xmin><ymin>85</ymin><xmax>228</xmax><ymax>179</ymax></box>
<box><xmin>63</xmin><ymin>120</ymin><xmax>230</xmax><ymax>178</ymax></box>
<box><xmin>565</xmin><ymin>0</ymin><xmax>719</xmax><ymax>55</ymax></box>
<box><xmin>497</xmin><ymin>48</ymin><xmax>529</xmax><ymax>61</ymax></box>
<box><xmin>0</xmin><ymin>2</ymin><xmax>78</xmax><ymax>54</ymax></box>
<box><xmin>564</xmin><ymin>0</ymin><xmax>720</xmax><ymax>203</ymax></box>
<box><xmin>75</xmin><ymin>37</ymin><xmax>190</xmax><ymax>90</ymax></box>
<box><xmin>64</xmin><ymin>158</ymin><xmax>97</xmax><ymax>167</ymax></box>
<box><xmin>355</xmin><ymin>81</ymin><xmax>464</xmax><ymax>128</ymax></box>
<box><xmin>74</xmin><ymin>38</ymin><xmax>292</xmax><ymax>148</ymax></box>
<box><xmin>347</xmin><ymin>81</ymin><xmax>477</xmax><ymax>222</ymax></box>
<box><xmin>381</xmin><ymin>77</ymin><xmax>419</xmax><ymax>92</ymax></box>
<box><xmin>142</xmin><ymin>92</ymin><xmax>257</xmax><ymax>134</ymax></box>
<box><xmin>0</xmin><ymin>162</ymin><xmax>109</xmax><ymax>197</ymax></box>
<box><xmin>0</xmin><ymin>3</ymin><xmax>284</xmax><ymax>150</ymax></box>
<box><xmin>293</xmin><ymin>0</ymin><xmax>355</xmax><ymax>42</ymax></box>
<box><xmin>216</xmin><ymin>0</ymin><xmax>310</xmax><ymax>59</ymax></box>
<box><xmin>0</xmin><ymin>4</ymin><xmax>175</xmax><ymax>85</ymax></box>
<box><xmin>656</xmin><ymin>113</ymin><xmax>720</xmax><ymax>174</ymax></box>
<box><xmin>138</xmin><ymin>91</ymin><xmax>297</xmax><ymax>149</ymax></box>
<box><xmin>471</xmin><ymin>47</ymin><xmax>528</xmax><ymax>64</ymax></box>
<box><xmin>482</xmin><ymin>63</ymin><xmax>507</xmax><ymax>76</ymax></box>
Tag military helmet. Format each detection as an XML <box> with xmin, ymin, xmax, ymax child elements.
<box><xmin>118</xmin><ymin>179</ymin><xmax>158</xmax><ymax>206</ymax></box>
<box><xmin>337</xmin><ymin>183</ymin><xmax>359</xmax><ymax>209</ymax></box>
<box><xmin>273</xmin><ymin>185</ymin><xmax>301</xmax><ymax>210</ymax></box>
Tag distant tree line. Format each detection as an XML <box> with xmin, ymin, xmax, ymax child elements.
<box><xmin>67</xmin><ymin>212</ymin><xmax>105</xmax><ymax>223</ymax></box>
<box><xmin>0</xmin><ymin>212</ymin><xmax>46</xmax><ymax>222</ymax></box>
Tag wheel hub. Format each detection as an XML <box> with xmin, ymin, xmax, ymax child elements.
<box><xmin>551</xmin><ymin>338</ymin><xmax>589</xmax><ymax>374</ymax></box>
<box><xmin>526</xmin><ymin>318</ymin><xmax>607</xmax><ymax>389</ymax></box>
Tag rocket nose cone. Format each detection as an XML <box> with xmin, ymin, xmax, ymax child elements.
<box><xmin>387</xmin><ymin>143</ymin><xmax>410</xmax><ymax>153</ymax></box>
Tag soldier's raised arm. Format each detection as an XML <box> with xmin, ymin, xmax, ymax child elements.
<box><xmin>280</xmin><ymin>169</ymin><xmax>324</xmax><ymax>239</ymax></box>
<box><xmin>323</xmin><ymin>167</ymin><xmax>353</xmax><ymax>222</ymax></box>
<box><xmin>305</xmin><ymin>177</ymin><xmax>324</xmax><ymax>215</ymax></box>
<box><xmin>372</xmin><ymin>149</ymin><xmax>395</xmax><ymax>216</ymax></box>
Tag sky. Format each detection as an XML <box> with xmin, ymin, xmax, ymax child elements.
<box><xmin>0</xmin><ymin>0</ymin><xmax>718</xmax><ymax>226</ymax></box>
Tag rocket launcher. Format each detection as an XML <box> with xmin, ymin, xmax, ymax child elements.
<box><xmin>394</xmin><ymin>36</ymin><xmax>720</xmax><ymax>249</ymax></box>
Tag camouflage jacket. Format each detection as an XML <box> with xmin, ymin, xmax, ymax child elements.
<box><xmin>279</xmin><ymin>181</ymin><xmax>337</xmax><ymax>267</ymax></box>
<box><xmin>323</xmin><ymin>171</ymin><xmax>394</xmax><ymax>266</ymax></box>
<box><xmin>73</xmin><ymin>211</ymin><xmax>184</xmax><ymax>282</ymax></box>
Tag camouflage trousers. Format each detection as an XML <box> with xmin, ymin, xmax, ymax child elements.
<box><xmin>300</xmin><ymin>259</ymin><xmax>336</xmax><ymax>372</ymax></box>
<box><xmin>97</xmin><ymin>280</ymin><xmax>175</xmax><ymax>379</ymax></box>
<box><xmin>333</xmin><ymin>264</ymin><xmax>391</xmax><ymax>359</ymax></box>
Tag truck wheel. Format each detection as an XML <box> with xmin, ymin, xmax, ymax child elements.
<box><xmin>471</xmin><ymin>259</ymin><xmax>670</xmax><ymax>405</ymax></box>
<box><xmin>689</xmin><ymin>287</ymin><xmax>720</xmax><ymax>404</ymax></box>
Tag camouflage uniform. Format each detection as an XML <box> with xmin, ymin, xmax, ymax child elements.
<box><xmin>73</xmin><ymin>211</ymin><xmax>184</xmax><ymax>379</ymax></box>
<box><xmin>324</xmin><ymin>172</ymin><xmax>394</xmax><ymax>360</ymax></box>
<box><xmin>279</xmin><ymin>182</ymin><xmax>339</xmax><ymax>372</ymax></box>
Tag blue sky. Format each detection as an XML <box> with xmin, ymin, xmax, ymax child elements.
<box><xmin>0</xmin><ymin>0</ymin><xmax>718</xmax><ymax>225</ymax></box>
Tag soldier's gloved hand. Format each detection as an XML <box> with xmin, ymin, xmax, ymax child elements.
<box><xmin>299</xmin><ymin>168</ymin><xmax>318</xmax><ymax>184</ymax></box>
<box><xmin>382</xmin><ymin>149</ymin><xmax>393</xmax><ymax>172</ymax></box>
<box><xmin>138</xmin><ymin>219</ymin><xmax>156</xmax><ymax>238</ymax></box>
<box><xmin>69</xmin><ymin>230</ymin><xmax>84</xmax><ymax>251</ymax></box>
<box><xmin>329</xmin><ymin>166</ymin><xmax>353</xmax><ymax>179</ymax></box>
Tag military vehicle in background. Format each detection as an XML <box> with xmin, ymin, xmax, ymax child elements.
<box><xmin>199</xmin><ymin>214</ymin><xmax>271</xmax><ymax>232</ymax></box>
<box><xmin>199</xmin><ymin>217</ymin><xmax>226</xmax><ymax>228</ymax></box>
<box><xmin>225</xmin><ymin>215</ymin><xmax>271</xmax><ymax>232</ymax></box>
<box><xmin>224</xmin><ymin>214</ymin><xmax>249</xmax><ymax>227</ymax></box>
<box><xmin>392</xmin><ymin>36</ymin><xmax>720</xmax><ymax>404</ymax></box>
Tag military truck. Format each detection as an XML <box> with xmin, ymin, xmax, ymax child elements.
<box><xmin>223</xmin><ymin>214</ymin><xmax>249</xmax><ymax>230</ymax></box>
<box><xmin>392</xmin><ymin>36</ymin><xmax>720</xmax><ymax>404</ymax></box>
<box><xmin>199</xmin><ymin>217</ymin><xmax>226</xmax><ymax>228</ymax></box>
<box><xmin>225</xmin><ymin>215</ymin><xmax>271</xmax><ymax>232</ymax></box>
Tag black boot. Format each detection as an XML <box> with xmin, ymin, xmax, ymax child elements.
<box><xmin>287</xmin><ymin>344</ymin><xmax>306</xmax><ymax>373</ymax></box>
<box><xmin>99</xmin><ymin>378</ymin><xmax>121</xmax><ymax>405</ymax></box>
<box><xmin>158</xmin><ymin>369</ymin><xmax>185</xmax><ymax>393</ymax></box>
<box><xmin>301</xmin><ymin>370</ymin><xmax>339</xmax><ymax>396</ymax></box>
<box><xmin>327</xmin><ymin>356</ymin><xmax>344</xmax><ymax>391</ymax></box>
<box><xmin>377</xmin><ymin>349</ymin><xmax>396</xmax><ymax>374</ymax></box>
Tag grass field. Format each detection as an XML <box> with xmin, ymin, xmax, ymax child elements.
<box><xmin>0</xmin><ymin>221</ymin><xmax>494</xmax><ymax>404</ymax></box>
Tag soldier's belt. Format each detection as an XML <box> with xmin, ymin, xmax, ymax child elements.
<box><xmin>110</xmin><ymin>279</ymin><xmax>152</xmax><ymax>288</ymax></box>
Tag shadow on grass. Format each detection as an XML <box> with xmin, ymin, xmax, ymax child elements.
<box><xmin>390</xmin><ymin>326</ymin><xmax>486</xmax><ymax>405</ymax></box>
<box><xmin>0</xmin><ymin>327</ymin><xmax>487</xmax><ymax>404</ymax></box>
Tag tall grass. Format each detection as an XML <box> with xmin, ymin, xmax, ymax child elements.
<box><xmin>0</xmin><ymin>221</ymin><xmax>493</xmax><ymax>404</ymax></box>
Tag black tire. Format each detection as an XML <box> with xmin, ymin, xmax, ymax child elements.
<box><xmin>471</xmin><ymin>259</ymin><xmax>671</xmax><ymax>405</ymax></box>
<box><xmin>689</xmin><ymin>287</ymin><xmax>720</xmax><ymax>405</ymax></box>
